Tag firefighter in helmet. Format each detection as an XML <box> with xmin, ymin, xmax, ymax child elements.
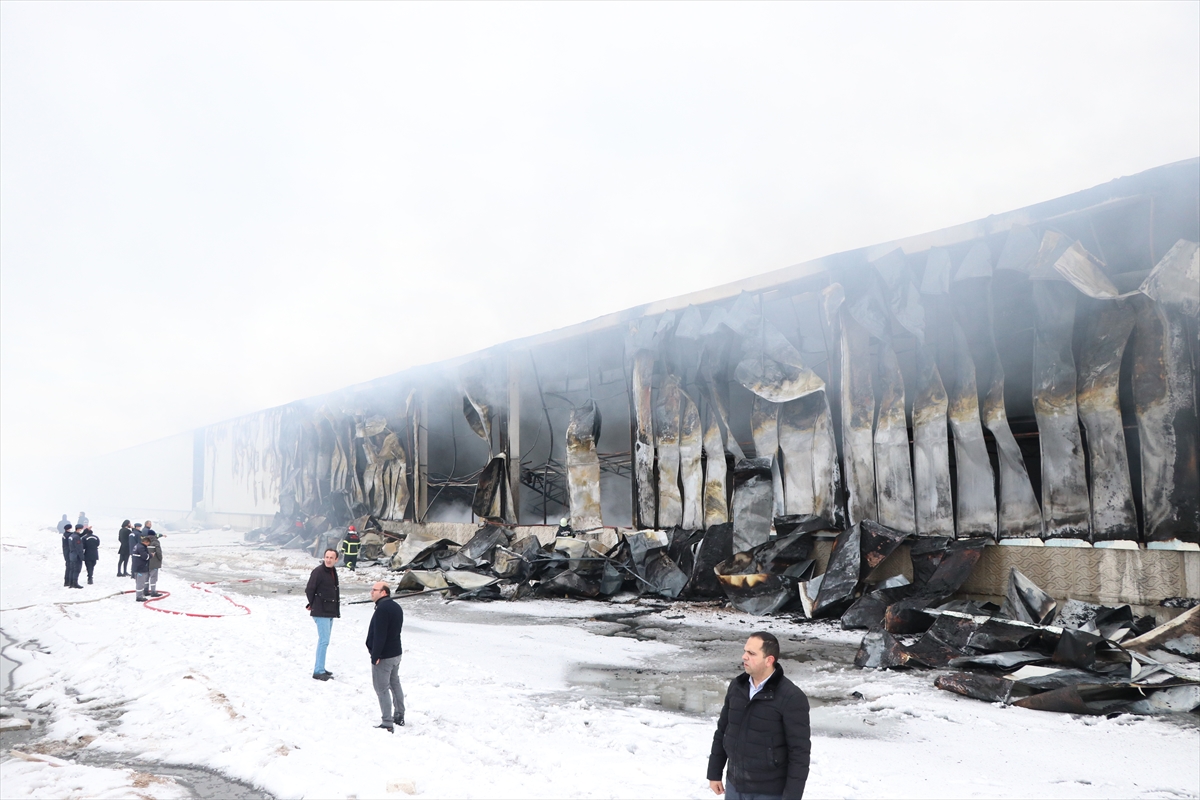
<box><xmin>340</xmin><ymin>526</ymin><xmax>362</xmax><ymax>572</ymax></box>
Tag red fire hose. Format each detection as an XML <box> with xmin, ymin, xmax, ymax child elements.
<box><xmin>140</xmin><ymin>581</ymin><xmax>251</xmax><ymax>618</ymax></box>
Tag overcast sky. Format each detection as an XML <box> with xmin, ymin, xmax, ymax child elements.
<box><xmin>2</xmin><ymin>1</ymin><xmax>1198</xmax><ymax>511</ymax></box>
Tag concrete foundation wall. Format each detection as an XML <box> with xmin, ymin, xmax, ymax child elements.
<box><xmin>819</xmin><ymin>539</ymin><xmax>1199</xmax><ymax>610</ymax></box>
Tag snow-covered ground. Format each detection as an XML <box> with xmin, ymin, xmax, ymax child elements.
<box><xmin>1</xmin><ymin>515</ymin><xmax>1197</xmax><ymax>799</ymax></box>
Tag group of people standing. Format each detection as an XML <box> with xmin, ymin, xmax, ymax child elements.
<box><xmin>58</xmin><ymin>512</ymin><xmax>99</xmax><ymax>588</ymax></box>
<box><xmin>57</xmin><ymin>513</ymin><xmax>164</xmax><ymax>601</ymax></box>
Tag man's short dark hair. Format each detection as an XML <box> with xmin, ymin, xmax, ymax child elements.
<box><xmin>379</xmin><ymin>584</ymin><xmax>391</xmax><ymax>596</ymax></box>
<box><xmin>749</xmin><ymin>631</ymin><xmax>781</xmax><ymax>663</ymax></box>
<box><xmin>324</xmin><ymin>548</ymin><xmax>338</xmax><ymax>556</ymax></box>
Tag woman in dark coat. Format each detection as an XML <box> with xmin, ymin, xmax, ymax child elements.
<box><xmin>116</xmin><ymin>520</ymin><xmax>132</xmax><ymax>576</ymax></box>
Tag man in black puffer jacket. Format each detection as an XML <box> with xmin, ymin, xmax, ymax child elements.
<box><xmin>366</xmin><ymin>581</ymin><xmax>405</xmax><ymax>732</ymax></box>
<box><xmin>708</xmin><ymin>632</ymin><xmax>810</xmax><ymax>800</ymax></box>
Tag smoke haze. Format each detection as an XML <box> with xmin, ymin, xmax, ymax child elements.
<box><xmin>2</xmin><ymin>1</ymin><xmax>1198</xmax><ymax>514</ymax></box>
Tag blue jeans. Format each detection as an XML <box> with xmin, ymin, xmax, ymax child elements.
<box><xmin>313</xmin><ymin>617</ymin><xmax>333</xmax><ymax>674</ymax></box>
<box><xmin>726</xmin><ymin>783</ymin><xmax>783</xmax><ymax>800</ymax></box>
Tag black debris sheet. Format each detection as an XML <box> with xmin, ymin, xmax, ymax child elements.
<box><xmin>853</xmin><ymin>566</ymin><xmax>1199</xmax><ymax>716</ymax></box>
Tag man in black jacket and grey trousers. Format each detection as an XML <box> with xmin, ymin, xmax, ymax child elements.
<box><xmin>366</xmin><ymin>581</ymin><xmax>405</xmax><ymax>733</ymax></box>
<box><xmin>708</xmin><ymin>631</ymin><xmax>810</xmax><ymax>800</ymax></box>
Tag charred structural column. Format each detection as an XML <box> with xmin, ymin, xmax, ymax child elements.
<box><xmin>1032</xmin><ymin>278</ymin><xmax>1091</xmax><ymax>541</ymax></box>
<box><xmin>1076</xmin><ymin>298</ymin><xmax>1138</xmax><ymax>541</ymax></box>
<box><xmin>412</xmin><ymin>393</ymin><xmax>429</xmax><ymax>522</ymax></box>
<box><xmin>566</xmin><ymin>400</ymin><xmax>603</xmax><ymax>531</ymax></box>
<box><xmin>507</xmin><ymin>352</ymin><xmax>522</xmax><ymax>520</ymax></box>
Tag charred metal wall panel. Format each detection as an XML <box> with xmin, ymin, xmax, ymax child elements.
<box><xmin>840</xmin><ymin>313</ymin><xmax>877</xmax><ymax>525</ymax></box>
<box><xmin>702</xmin><ymin>406</ymin><xmax>730</xmax><ymax>528</ymax></box>
<box><xmin>912</xmin><ymin>346</ymin><xmax>955</xmax><ymax>537</ymax></box>
<box><xmin>873</xmin><ymin>340</ymin><xmax>916</xmax><ymax>533</ymax></box>
<box><xmin>654</xmin><ymin>376</ymin><xmax>684</xmax><ymax>528</ymax></box>
<box><xmin>679</xmin><ymin>390</ymin><xmax>704</xmax><ymax>530</ymax></box>
<box><xmin>942</xmin><ymin>315</ymin><xmax>998</xmax><ymax>539</ymax></box>
<box><xmin>1132</xmin><ymin>295</ymin><xmax>1200</xmax><ymax>543</ymax></box>
<box><xmin>631</xmin><ymin>350</ymin><xmax>656</xmax><ymax>528</ymax></box>
<box><xmin>1032</xmin><ymin>280</ymin><xmax>1091</xmax><ymax>540</ymax></box>
<box><xmin>1077</xmin><ymin>298</ymin><xmax>1138</xmax><ymax>541</ymax></box>
<box><xmin>952</xmin><ymin>265</ymin><xmax>1042</xmax><ymax>539</ymax></box>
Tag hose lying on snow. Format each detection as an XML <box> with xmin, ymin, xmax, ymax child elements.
<box><xmin>141</xmin><ymin>582</ymin><xmax>251</xmax><ymax>618</ymax></box>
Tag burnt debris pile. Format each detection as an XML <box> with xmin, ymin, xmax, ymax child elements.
<box><xmin>854</xmin><ymin>567</ymin><xmax>1200</xmax><ymax>716</ymax></box>
<box><xmin>384</xmin><ymin>524</ymin><xmax>730</xmax><ymax>602</ymax></box>
<box><xmin>377</xmin><ymin>515</ymin><xmax>1200</xmax><ymax>717</ymax></box>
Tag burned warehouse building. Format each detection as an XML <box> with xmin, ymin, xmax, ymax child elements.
<box><xmin>175</xmin><ymin>159</ymin><xmax>1200</xmax><ymax>713</ymax></box>
<box><xmin>198</xmin><ymin>160</ymin><xmax>1198</xmax><ymax>547</ymax></box>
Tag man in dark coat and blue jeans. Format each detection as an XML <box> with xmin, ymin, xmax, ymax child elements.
<box><xmin>366</xmin><ymin>581</ymin><xmax>405</xmax><ymax>733</ymax></box>
<box><xmin>708</xmin><ymin>632</ymin><xmax>810</xmax><ymax>800</ymax></box>
<box><xmin>305</xmin><ymin>549</ymin><xmax>340</xmax><ymax>681</ymax></box>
